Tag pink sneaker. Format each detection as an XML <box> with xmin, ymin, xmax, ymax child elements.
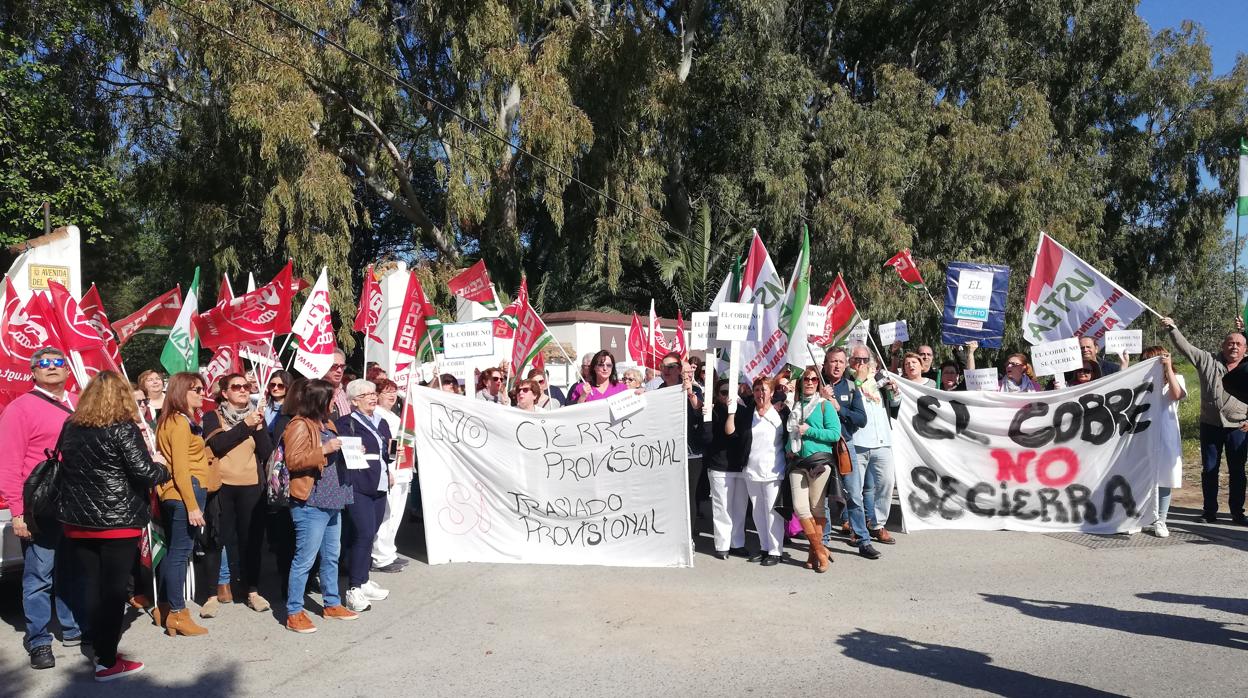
<box><xmin>95</xmin><ymin>655</ymin><xmax>144</xmax><ymax>682</ymax></box>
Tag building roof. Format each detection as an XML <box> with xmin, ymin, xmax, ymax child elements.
<box><xmin>542</xmin><ymin>310</ymin><xmax>679</xmax><ymax>326</ymax></box>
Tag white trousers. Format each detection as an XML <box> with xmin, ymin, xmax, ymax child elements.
<box><xmin>745</xmin><ymin>479</ymin><xmax>785</xmax><ymax>555</ymax></box>
<box><xmin>708</xmin><ymin>470</ymin><xmax>748</xmax><ymax>551</ymax></box>
<box><xmin>371</xmin><ymin>481</ymin><xmax>411</xmax><ymax>566</ymax></box>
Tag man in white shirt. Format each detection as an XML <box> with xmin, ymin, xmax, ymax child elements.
<box><xmin>849</xmin><ymin>345</ymin><xmax>899</xmax><ymax>545</ymax></box>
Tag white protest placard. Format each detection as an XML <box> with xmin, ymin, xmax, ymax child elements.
<box><xmin>893</xmin><ymin>360</ymin><xmax>1174</xmax><ymax>533</ymax></box>
<box><xmin>702</xmin><ymin>351</ymin><xmax>714</xmax><ymax>422</ymax></box>
<box><xmin>804</xmin><ymin>305</ymin><xmax>829</xmax><ymax>336</ymax></box>
<box><xmin>338</xmin><ymin>436</ymin><xmax>369</xmax><ymax>470</ymax></box>
<box><xmin>412</xmin><ymin>388</ymin><xmax>693</xmax><ymax>567</ymax></box>
<box><xmin>1104</xmin><ymin>330</ymin><xmax>1142</xmax><ymax>356</ymax></box>
<box><xmin>441</xmin><ymin>320</ymin><xmax>495</xmax><ymax>360</ymax></box>
<box><xmin>877</xmin><ymin>320</ymin><xmax>909</xmax><ymax>346</ymax></box>
<box><xmin>608</xmin><ymin>389</ymin><xmax>646</xmax><ymax>422</ymax></box>
<box><xmin>954</xmin><ymin>269</ymin><xmax>996</xmax><ymax>321</ymax></box>
<box><xmin>1031</xmin><ymin>337</ymin><xmax>1083</xmax><ymax>376</ymax></box>
<box><xmin>848</xmin><ymin>319</ymin><xmax>871</xmax><ymax>346</ymax></box>
<box><xmin>690</xmin><ymin>312</ymin><xmax>712</xmax><ymax>352</ymax></box>
<box><xmin>716</xmin><ymin>302</ymin><xmax>756</xmax><ymax>342</ymax></box>
<box><xmin>435</xmin><ymin>355</ymin><xmax>472</xmax><ymax>387</ymax></box>
<box><xmin>963</xmin><ymin>368</ymin><xmax>1000</xmax><ymax>392</ymax></box>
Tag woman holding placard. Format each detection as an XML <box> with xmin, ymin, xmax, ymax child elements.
<box><xmin>1141</xmin><ymin>346</ymin><xmax>1187</xmax><ymax>538</ymax></box>
<box><xmin>576</xmin><ymin>350</ymin><xmax>630</xmax><ymax>402</ymax></box>
<box><xmin>724</xmin><ymin>376</ymin><xmax>790</xmax><ymax>566</ymax></box>
<box><xmin>336</xmin><ymin>379</ymin><xmax>394</xmax><ymax>613</ymax></box>
<box><xmin>703</xmin><ymin>379</ymin><xmax>748</xmax><ymax>560</ymax></box>
<box><xmin>786</xmin><ymin>366</ymin><xmax>841</xmax><ymax>572</ymax></box>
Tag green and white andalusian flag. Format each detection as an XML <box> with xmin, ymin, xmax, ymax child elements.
<box><xmin>1239</xmin><ymin>137</ymin><xmax>1248</xmax><ymax>217</ymax></box>
<box><xmin>160</xmin><ymin>267</ymin><xmax>199</xmax><ymax>375</ymax></box>
<box><xmin>781</xmin><ymin>225</ymin><xmax>812</xmax><ymax>369</ymax></box>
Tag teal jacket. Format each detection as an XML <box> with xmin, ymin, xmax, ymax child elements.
<box><xmin>788</xmin><ymin>395</ymin><xmax>842</xmax><ymax>458</ymax></box>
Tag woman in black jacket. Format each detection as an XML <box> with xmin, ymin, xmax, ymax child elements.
<box><xmin>335</xmin><ymin>379</ymin><xmax>394</xmax><ymax>612</ymax></box>
<box><xmin>703</xmin><ymin>379</ymin><xmax>748</xmax><ymax>559</ymax></box>
<box><xmin>57</xmin><ymin>371</ymin><xmax>169</xmax><ymax>682</ymax></box>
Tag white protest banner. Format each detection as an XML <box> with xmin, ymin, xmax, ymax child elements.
<box><xmin>1031</xmin><ymin>337</ymin><xmax>1082</xmax><ymax>376</ymax></box>
<box><xmin>848</xmin><ymin>319</ymin><xmax>871</xmax><ymax>346</ymax></box>
<box><xmin>716</xmin><ymin>302</ymin><xmax>756</xmax><ymax>341</ymax></box>
<box><xmin>963</xmin><ymin>368</ymin><xmax>1000</xmax><ymax>392</ymax></box>
<box><xmin>441</xmin><ymin>320</ymin><xmax>496</xmax><ymax>359</ymax></box>
<box><xmin>690</xmin><ymin>312</ymin><xmax>712</xmax><ymax>351</ymax></box>
<box><xmin>877</xmin><ymin>320</ymin><xmax>909</xmax><ymax>346</ymax></box>
<box><xmin>411</xmin><ymin>387</ymin><xmax>692</xmax><ymax>567</ymax></box>
<box><xmin>1104</xmin><ymin>330</ymin><xmax>1142</xmax><ymax>356</ymax></box>
<box><xmin>804</xmin><ymin>305</ymin><xmax>829</xmax><ymax>337</ymax></box>
<box><xmin>893</xmin><ymin>359</ymin><xmax>1174</xmax><ymax>533</ymax></box>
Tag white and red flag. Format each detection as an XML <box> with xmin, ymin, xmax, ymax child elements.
<box><xmin>1022</xmin><ymin>232</ymin><xmax>1150</xmax><ymax>345</ymax></box>
<box><xmin>353</xmin><ymin>264</ymin><xmax>383</xmax><ymax>343</ymax></box>
<box><xmin>290</xmin><ymin>268</ymin><xmax>336</xmax><ymax>378</ymax></box>
<box><xmin>111</xmin><ymin>287</ymin><xmax>182</xmax><ymax>346</ymax></box>
<box><xmin>447</xmin><ymin>259</ymin><xmax>500</xmax><ymax>311</ymax></box>
<box><xmin>509</xmin><ymin>278</ymin><xmax>552</xmax><ymax>384</ymax></box>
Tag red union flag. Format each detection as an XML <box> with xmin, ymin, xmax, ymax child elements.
<box><xmin>196</xmin><ymin>261</ymin><xmax>295</xmax><ymax>347</ymax></box>
<box><xmin>509</xmin><ymin>278</ymin><xmax>552</xmax><ymax>383</ymax></box>
<box><xmin>447</xmin><ymin>260</ymin><xmax>499</xmax><ymax>311</ymax></box>
<box><xmin>810</xmin><ymin>274</ymin><xmax>862</xmax><ymax>347</ymax></box>
<box><xmin>627</xmin><ymin>312</ymin><xmax>647</xmax><ymax>364</ymax></box>
<box><xmin>200</xmin><ymin>344</ymin><xmax>241</xmax><ymax>392</ymax></box>
<box><xmin>79</xmin><ymin>284</ymin><xmax>123</xmax><ymax>370</ymax></box>
<box><xmin>112</xmin><ymin>287</ymin><xmax>182</xmax><ymax>346</ymax></box>
<box><xmin>2</xmin><ymin>282</ymin><xmax>53</xmax><ymax>364</ymax></box>
<box><xmin>47</xmin><ymin>281</ymin><xmax>106</xmax><ymax>352</ymax></box>
<box><xmin>884</xmin><ymin>249</ymin><xmax>926</xmax><ymax>290</ymax></box>
<box><xmin>493</xmin><ymin>294</ymin><xmax>519</xmax><ymax>339</ymax></box>
<box><xmin>353</xmin><ymin>265</ymin><xmax>383</xmax><ymax>343</ymax></box>
<box><xmin>291</xmin><ymin>268</ymin><xmax>335</xmax><ymax>378</ymax></box>
<box><xmin>392</xmin><ymin>270</ymin><xmax>439</xmax><ymax>360</ymax></box>
<box><xmin>1022</xmin><ymin>232</ymin><xmax>1148</xmax><ymax>345</ymax></box>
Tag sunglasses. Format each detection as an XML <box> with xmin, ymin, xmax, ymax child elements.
<box><xmin>517</xmin><ymin>387</ymin><xmax>533</xmax><ymax>394</ymax></box>
<box><xmin>190</xmin><ymin>386</ymin><xmax>205</xmax><ymax>394</ymax></box>
<box><xmin>662</xmin><ymin>363</ymin><xmax>680</xmax><ymax>369</ymax></box>
<box><xmin>595</xmin><ymin>362</ymin><xmax>613</xmax><ymax>368</ymax></box>
<box><xmin>626</xmin><ymin>377</ymin><xmax>640</xmax><ymax>383</ymax></box>
<box><xmin>33</xmin><ymin>357</ymin><xmax>67</xmax><ymax>369</ymax></box>
<box><xmin>489</xmin><ymin>376</ymin><xmax>502</xmax><ymax>382</ymax></box>
<box><xmin>267</xmin><ymin>382</ymin><xmax>285</xmax><ymax>390</ymax></box>
<box><xmin>801</xmin><ymin>376</ymin><xmax>819</xmax><ymax>383</ymax></box>
<box><xmin>849</xmin><ymin>357</ymin><xmax>869</xmax><ymax>364</ymax></box>
<box><xmin>329</xmin><ymin>363</ymin><xmax>347</xmax><ymax>371</ymax></box>
<box><xmin>1007</xmin><ymin>362</ymin><xmax>1024</xmax><ymax>368</ymax></box>
<box><xmin>227</xmin><ymin>384</ymin><xmax>249</xmax><ymax>392</ymax></box>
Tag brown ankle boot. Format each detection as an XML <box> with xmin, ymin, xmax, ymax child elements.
<box><xmin>165</xmin><ymin>608</ymin><xmax>209</xmax><ymax>637</ymax></box>
<box><xmin>810</xmin><ymin>518</ymin><xmax>831</xmax><ymax>572</ymax></box>
<box><xmin>217</xmin><ymin>584</ymin><xmax>234</xmax><ymax>604</ymax></box>
<box><xmin>152</xmin><ymin>602</ymin><xmax>171</xmax><ymax>628</ymax></box>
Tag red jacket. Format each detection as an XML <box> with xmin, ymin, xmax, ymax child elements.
<box><xmin>0</xmin><ymin>389</ymin><xmax>77</xmax><ymax>517</ymax></box>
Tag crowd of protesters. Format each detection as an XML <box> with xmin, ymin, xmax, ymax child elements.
<box><xmin>1</xmin><ymin>312</ymin><xmax>1236</xmax><ymax>681</ymax></box>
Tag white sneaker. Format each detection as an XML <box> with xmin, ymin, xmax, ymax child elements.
<box><xmin>1154</xmin><ymin>521</ymin><xmax>1170</xmax><ymax>538</ymax></box>
<box><xmin>344</xmin><ymin>587</ymin><xmax>371</xmax><ymax>612</ymax></box>
<box><xmin>361</xmin><ymin>580</ymin><xmax>389</xmax><ymax>601</ymax></box>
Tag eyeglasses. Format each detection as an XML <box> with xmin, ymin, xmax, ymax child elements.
<box><xmin>595</xmin><ymin>362</ymin><xmax>613</xmax><ymax>368</ymax></box>
<box><xmin>329</xmin><ymin>363</ymin><xmax>346</xmax><ymax>371</ymax></box>
<box><xmin>489</xmin><ymin>376</ymin><xmax>502</xmax><ymax>382</ymax></box>
<box><xmin>227</xmin><ymin>383</ymin><xmax>249</xmax><ymax>392</ymax></box>
<box><xmin>190</xmin><ymin>386</ymin><xmax>205</xmax><ymax>394</ymax></box>
<box><xmin>353</xmin><ymin>392</ymin><xmax>377</xmax><ymax>398</ymax></box>
<box><xmin>1006</xmin><ymin>362</ymin><xmax>1024</xmax><ymax>368</ymax></box>
<box><xmin>537</xmin><ymin>378</ymin><xmax>547</xmax><ymax>384</ymax></box>
<box><xmin>267</xmin><ymin>382</ymin><xmax>285</xmax><ymax>390</ymax></box>
<box><xmin>33</xmin><ymin>358</ymin><xmax>66</xmax><ymax>369</ymax></box>
<box><xmin>625</xmin><ymin>377</ymin><xmax>640</xmax><ymax>383</ymax></box>
<box><xmin>801</xmin><ymin>376</ymin><xmax>819</xmax><ymax>383</ymax></box>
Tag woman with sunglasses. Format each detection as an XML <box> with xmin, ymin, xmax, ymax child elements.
<box><xmin>723</xmin><ymin>375</ymin><xmax>790</xmax><ymax>566</ymax></box>
<box><xmin>1063</xmin><ymin>360</ymin><xmax>1101</xmax><ymax>387</ymax></box>
<box><xmin>621</xmin><ymin>368</ymin><xmax>645</xmax><ymax>393</ymax></box>
<box><xmin>264</xmin><ymin>370</ymin><xmax>292</xmax><ymax>432</ymax></box>
<box><xmin>576</xmin><ymin>350</ymin><xmax>629</xmax><ymax>402</ymax></box>
<box><xmin>154</xmin><ymin>372</ymin><xmax>217</xmax><ymax>636</ymax></box>
<box><xmin>1000</xmin><ymin>354</ymin><xmax>1042</xmax><ymax>393</ymax></box>
<box><xmin>703</xmin><ymin>379</ymin><xmax>748</xmax><ymax>559</ymax></box>
<box><xmin>786</xmin><ymin>366</ymin><xmax>842</xmax><ymax>572</ymax></box>
<box><xmin>514</xmin><ymin>379</ymin><xmax>542</xmax><ymax>412</ymax></box>
<box><xmin>201</xmin><ymin>372</ymin><xmax>274</xmax><ymax>614</ymax></box>
<box><xmin>565</xmin><ymin>352</ymin><xmax>596</xmax><ymax>403</ymax></box>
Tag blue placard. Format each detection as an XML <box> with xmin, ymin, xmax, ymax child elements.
<box><xmin>942</xmin><ymin>262</ymin><xmax>1010</xmax><ymax>349</ymax></box>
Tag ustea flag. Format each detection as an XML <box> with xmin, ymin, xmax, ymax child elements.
<box><xmin>1021</xmin><ymin>233</ymin><xmax>1148</xmax><ymax>345</ymax></box>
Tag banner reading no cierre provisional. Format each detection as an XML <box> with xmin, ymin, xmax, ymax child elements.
<box><xmin>893</xmin><ymin>359</ymin><xmax>1179</xmax><ymax>534</ymax></box>
<box><xmin>411</xmin><ymin>386</ymin><xmax>693</xmax><ymax>567</ymax></box>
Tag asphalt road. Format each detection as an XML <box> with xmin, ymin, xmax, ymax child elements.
<box><xmin>2</xmin><ymin>505</ymin><xmax>1246</xmax><ymax>697</ymax></box>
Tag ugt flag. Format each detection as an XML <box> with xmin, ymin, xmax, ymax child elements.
<box><xmin>1022</xmin><ymin>233</ymin><xmax>1148</xmax><ymax>345</ymax></box>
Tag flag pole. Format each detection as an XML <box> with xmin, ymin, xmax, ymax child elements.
<box><xmin>1235</xmin><ymin>213</ymin><xmax>1242</xmax><ymax>314</ymax></box>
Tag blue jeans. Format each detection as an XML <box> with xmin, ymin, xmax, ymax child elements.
<box><xmin>159</xmin><ymin>478</ymin><xmax>206</xmax><ymax>612</ymax></box>
<box><xmin>286</xmin><ymin>503</ymin><xmax>342</xmax><ymax>617</ymax></box>
<box><xmin>1198</xmin><ymin>423</ymin><xmax>1248</xmax><ymax>519</ymax></box>
<box><xmin>824</xmin><ymin>445</ymin><xmax>871</xmax><ymax>547</ymax></box>
<box><xmin>21</xmin><ymin>518</ymin><xmax>81</xmax><ymax>650</ymax></box>
<box><xmin>1157</xmin><ymin>487</ymin><xmax>1173</xmax><ymax>524</ymax></box>
<box><xmin>857</xmin><ymin>445</ymin><xmax>895</xmax><ymax>529</ymax></box>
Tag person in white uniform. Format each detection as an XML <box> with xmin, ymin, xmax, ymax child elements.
<box><xmin>1140</xmin><ymin>346</ymin><xmax>1187</xmax><ymax>537</ymax></box>
<box><xmin>724</xmin><ymin>376</ymin><xmax>790</xmax><ymax>566</ymax></box>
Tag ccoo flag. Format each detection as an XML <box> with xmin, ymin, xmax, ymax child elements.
<box><xmin>1021</xmin><ymin>232</ymin><xmax>1149</xmax><ymax>345</ymax></box>
<box><xmin>884</xmin><ymin>249</ymin><xmax>926</xmax><ymax>291</ymax></box>
<box><xmin>810</xmin><ymin>274</ymin><xmax>862</xmax><ymax>347</ymax></box>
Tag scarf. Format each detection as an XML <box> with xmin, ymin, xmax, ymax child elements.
<box><xmin>859</xmin><ymin>376</ymin><xmax>882</xmax><ymax>403</ymax></box>
<box><xmin>218</xmin><ymin>401</ymin><xmax>251</xmax><ymax>429</ymax></box>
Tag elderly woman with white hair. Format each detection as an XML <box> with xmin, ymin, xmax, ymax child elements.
<box><xmin>334</xmin><ymin>379</ymin><xmax>394</xmax><ymax>612</ymax></box>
